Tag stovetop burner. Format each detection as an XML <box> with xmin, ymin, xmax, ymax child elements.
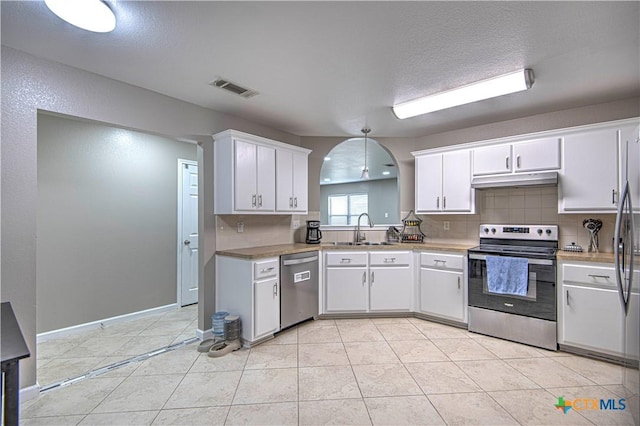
<box><xmin>469</xmin><ymin>224</ymin><xmax>559</xmax><ymax>260</ymax></box>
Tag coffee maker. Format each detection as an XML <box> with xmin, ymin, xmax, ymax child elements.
<box><xmin>305</xmin><ymin>220</ymin><xmax>322</xmax><ymax>244</ymax></box>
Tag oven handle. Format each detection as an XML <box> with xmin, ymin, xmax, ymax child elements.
<box><xmin>468</xmin><ymin>253</ymin><xmax>554</xmax><ymax>266</ymax></box>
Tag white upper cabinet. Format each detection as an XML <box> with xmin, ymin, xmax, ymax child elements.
<box><xmin>472</xmin><ymin>137</ymin><xmax>560</xmax><ymax>176</ymax></box>
<box><xmin>234</xmin><ymin>140</ymin><xmax>275</xmax><ymax>212</ymax></box>
<box><xmin>213</xmin><ymin>130</ymin><xmax>311</xmax><ymax>215</ymax></box>
<box><xmin>276</xmin><ymin>149</ymin><xmax>309</xmax><ymax>213</ymax></box>
<box><xmin>560</xmin><ymin>127</ymin><xmax>619</xmax><ymax>212</ymax></box>
<box><xmin>415</xmin><ymin>149</ymin><xmax>474</xmax><ymax>214</ymax></box>
<box><xmin>472</xmin><ymin>144</ymin><xmax>512</xmax><ymax>175</ymax></box>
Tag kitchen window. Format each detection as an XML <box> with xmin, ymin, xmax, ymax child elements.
<box><xmin>328</xmin><ymin>193</ymin><xmax>368</xmax><ymax>225</ymax></box>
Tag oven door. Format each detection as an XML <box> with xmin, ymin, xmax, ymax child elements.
<box><xmin>468</xmin><ymin>253</ymin><xmax>556</xmax><ymax>321</ymax></box>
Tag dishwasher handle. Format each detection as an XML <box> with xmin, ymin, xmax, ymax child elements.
<box><xmin>282</xmin><ymin>255</ymin><xmax>319</xmax><ymax>266</ymax></box>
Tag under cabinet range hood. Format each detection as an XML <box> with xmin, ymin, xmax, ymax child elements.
<box><xmin>471</xmin><ymin>171</ymin><xmax>558</xmax><ymax>189</ymax></box>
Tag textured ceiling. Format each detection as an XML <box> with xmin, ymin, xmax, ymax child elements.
<box><xmin>1</xmin><ymin>1</ymin><xmax>639</xmax><ymax>138</ymax></box>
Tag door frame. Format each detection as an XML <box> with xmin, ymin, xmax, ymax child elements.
<box><xmin>177</xmin><ymin>158</ymin><xmax>199</xmax><ymax>306</ymax></box>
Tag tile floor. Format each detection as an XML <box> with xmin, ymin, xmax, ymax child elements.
<box><xmin>22</xmin><ymin>308</ymin><xmax>636</xmax><ymax>425</ymax></box>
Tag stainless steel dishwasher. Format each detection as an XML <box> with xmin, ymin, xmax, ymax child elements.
<box><xmin>280</xmin><ymin>251</ymin><xmax>319</xmax><ymax>329</ymax></box>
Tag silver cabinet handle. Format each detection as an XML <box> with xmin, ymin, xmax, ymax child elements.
<box><xmin>362</xmin><ymin>271</ymin><xmax>366</xmax><ymax>286</ymax></box>
<box><xmin>273</xmin><ymin>283</ymin><xmax>278</xmax><ymax>297</ymax></box>
<box><xmin>371</xmin><ymin>271</ymin><xmax>375</xmax><ymax>285</ymax></box>
<box><xmin>383</xmin><ymin>258</ymin><xmax>396</xmax><ymax>263</ymax></box>
<box><xmin>340</xmin><ymin>258</ymin><xmax>352</xmax><ymax>264</ymax></box>
<box><xmin>443</xmin><ymin>196</ymin><xmax>446</xmax><ymax>209</ymax></box>
<box><xmin>506</xmin><ymin>156</ymin><xmax>509</xmax><ymax>169</ymax></box>
<box><xmin>289</xmin><ymin>197</ymin><xmax>293</xmax><ymax>208</ymax></box>
<box><xmin>184</xmin><ymin>240</ymin><xmax>191</xmax><ymax>245</ymax></box>
<box><xmin>434</xmin><ymin>259</ymin><xmax>447</xmax><ymax>265</ymax></box>
<box><xmin>612</xmin><ymin>189</ymin><xmax>617</xmax><ymax>205</ymax></box>
<box><xmin>252</xmin><ymin>194</ymin><xmax>257</xmax><ymax>207</ymax></box>
<box><xmin>457</xmin><ymin>276</ymin><xmax>461</xmax><ymax>289</ymax></box>
<box><xmin>588</xmin><ymin>274</ymin><xmax>611</xmax><ymax>279</ymax></box>
<box><xmin>516</xmin><ymin>155</ymin><xmax>521</xmax><ymax>168</ymax></box>
<box><xmin>294</xmin><ymin>197</ymin><xmax>298</xmax><ymax>208</ymax></box>
<box><xmin>261</xmin><ymin>267</ymin><xmax>275</xmax><ymax>273</ymax></box>
<box><xmin>258</xmin><ymin>194</ymin><xmax>263</xmax><ymax>207</ymax></box>
<box><xmin>566</xmin><ymin>290</ymin><xmax>569</xmax><ymax>306</ymax></box>
<box><xmin>436</xmin><ymin>196</ymin><xmax>440</xmax><ymax>209</ymax></box>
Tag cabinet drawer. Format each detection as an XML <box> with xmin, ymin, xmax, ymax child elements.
<box><xmin>420</xmin><ymin>252</ymin><xmax>464</xmax><ymax>270</ymax></box>
<box><xmin>254</xmin><ymin>258</ymin><xmax>279</xmax><ymax>280</ymax></box>
<box><xmin>325</xmin><ymin>252</ymin><xmax>367</xmax><ymax>267</ymax></box>
<box><xmin>369</xmin><ymin>251</ymin><xmax>411</xmax><ymax>266</ymax></box>
<box><xmin>562</xmin><ymin>264</ymin><xmax>615</xmax><ymax>288</ymax></box>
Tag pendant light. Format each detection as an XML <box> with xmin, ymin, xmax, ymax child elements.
<box><xmin>361</xmin><ymin>128</ymin><xmax>371</xmax><ymax>180</ymax></box>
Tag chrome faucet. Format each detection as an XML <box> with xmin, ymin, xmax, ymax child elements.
<box><xmin>355</xmin><ymin>213</ymin><xmax>374</xmax><ymax>243</ymax></box>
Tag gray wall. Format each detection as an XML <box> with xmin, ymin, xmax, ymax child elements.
<box><xmin>36</xmin><ymin>114</ymin><xmax>196</xmax><ymax>332</ymax></box>
<box><xmin>319</xmin><ymin>179</ymin><xmax>399</xmax><ymax>225</ymax></box>
<box><xmin>1</xmin><ymin>46</ymin><xmax>298</xmax><ymax>389</ymax></box>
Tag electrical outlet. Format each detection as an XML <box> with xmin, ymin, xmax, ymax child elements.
<box><xmin>444</xmin><ymin>221</ymin><xmax>450</xmax><ymax>231</ymax></box>
<box><xmin>237</xmin><ymin>221</ymin><xmax>244</xmax><ymax>233</ymax></box>
<box><xmin>292</xmin><ymin>220</ymin><xmax>300</xmax><ymax>229</ymax></box>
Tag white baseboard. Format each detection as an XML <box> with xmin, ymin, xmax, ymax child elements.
<box><xmin>37</xmin><ymin>303</ymin><xmax>178</xmax><ymax>343</ymax></box>
<box><xmin>196</xmin><ymin>328</ymin><xmax>213</xmax><ymax>341</ymax></box>
<box><xmin>20</xmin><ymin>384</ymin><xmax>40</xmax><ymax>402</ymax></box>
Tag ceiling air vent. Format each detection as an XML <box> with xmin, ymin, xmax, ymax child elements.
<box><xmin>209</xmin><ymin>78</ymin><xmax>259</xmax><ymax>99</ymax></box>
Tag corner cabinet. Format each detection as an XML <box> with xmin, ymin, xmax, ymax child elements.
<box><xmin>418</xmin><ymin>251</ymin><xmax>467</xmax><ymax>324</ymax></box>
<box><xmin>323</xmin><ymin>250</ymin><xmax>413</xmax><ymax>313</ymax></box>
<box><xmin>216</xmin><ymin>255</ymin><xmax>280</xmax><ymax>345</ymax></box>
<box><xmin>213</xmin><ymin>130</ymin><xmax>311</xmax><ymax>214</ymax></box>
<box><xmin>414</xmin><ymin>149</ymin><xmax>475</xmax><ymax>214</ymax></box>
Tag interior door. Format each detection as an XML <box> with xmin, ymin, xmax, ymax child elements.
<box><xmin>180</xmin><ymin>162</ymin><xmax>199</xmax><ymax>306</ymax></box>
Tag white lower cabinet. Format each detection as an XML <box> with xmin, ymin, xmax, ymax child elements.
<box><xmin>559</xmin><ymin>261</ymin><xmax>639</xmax><ymax>358</ymax></box>
<box><xmin>324</xmin><ymin>251</ymin><xmax>412</xmax><ymax>313</ymax></box>
<box><xmin>418</xmin><ymin>251</ymin><xmax>467</xmax><ymax>323</ymax></box>
<box><xmin>325</xmin><ymin>267</ymin><xmax>368</xmax><ymax>312</ymax></box>
<box><xmin>216</xmin><ymin>255</ymin><xmax>280</xmax><ymax>344</ymax></box>
<box><xmin>561</xmin><ymin>284</ymin><xmax>622</xmax><ymax>354</ymax></box>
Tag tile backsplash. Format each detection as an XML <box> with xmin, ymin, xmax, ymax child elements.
<box><xmin>216</xmin><ymin>186</ymin><xmax>617</xmax><ymax>253</ymax></box>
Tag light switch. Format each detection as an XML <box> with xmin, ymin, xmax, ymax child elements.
<box><xmin>237</xmin><ymin>222</ymin><xmax>244</xmax><ymax>233</ymax></box>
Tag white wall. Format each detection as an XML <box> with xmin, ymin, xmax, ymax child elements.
<box><xmin>0</xmin><ymin>46</ymin><xmax>298</xmax><ymax>389</ymax></box>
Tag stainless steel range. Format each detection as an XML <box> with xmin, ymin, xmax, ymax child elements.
<box><xmin>467</xmin><ymin>224</ymin><xmax>558</xmax><ymax>350</ymax></box>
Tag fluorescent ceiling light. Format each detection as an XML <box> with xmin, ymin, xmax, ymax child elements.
<box><xmin>392</xmin><ymin>69</ymin><xmax>534</xmax><ymax>119</ymax></box>
<box><xmin>45</xmin><ymin>0</ymin><xmax>116</xmax><ymax>33</ymax></box>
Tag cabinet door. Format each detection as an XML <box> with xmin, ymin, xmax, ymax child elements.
<box><xmin>256</xmin><ymin>145</ymin><xmax>275</xmax><ymax>211</ymax></box>
<box><xmin>513</xmin><ymin>137</ymin><xmax>561</xmax><ymax>172</ymax></box>
<box><xmin>234</xmin><ymin>140</ymin><xmax>258</xmax><ymax>211</ymax></box>
<box><xmin>415</xmin><ymin>154</ymin><xmax>442</xmax><ymax>212</ymax></box>
<box><xmin>325</xmin><ymin>267</ymin><xmax>368</xmax><ymax>312</ymax></box>
<box><xmin>561</xmin><ymin>128</ymin><xmax>618</xmax><ymax>212</ymax></box>
<box><xmin>561</xmin><ymin>284</ymin><xmax>622</xmax><ymax>354</ymax></box>
<box><xmin>472</xmin><ymin>144</ymin><xmax>512</xmax><ymax>176</ymax></box>
<box><xmin>369</xmin><ymin>267</ymin><xmax>412</xmax><ymax>311</ymax></box>
<box><xmin>276</xmin><ymin>149</ymin><xmax>294</xmax><ymax>211</ymax></box>
<box><xmin>254</xmin><ymin>277</ymin><xmax>279</xmax><ymax>338</ymax></box>
<box><xmin>420</xmin><ymin>268</ymin><xmax>465</xmax><ymax>322</ymax></box>
<box><xmin>442</xmin><ymin>150</ymin><xmax>473</xmax><ymax>212</ymax></box>
<box><xmin>292</xmin><ymin>151</ymin><xmax>308</xmax><ymax>212</ymax></box>
<box><xmin>619</xmin><ymin>124</ymin><xmax>640</xmax><ymax>213</ymax></box>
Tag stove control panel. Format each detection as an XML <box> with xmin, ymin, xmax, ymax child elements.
<box><xmin>479</xmin><ymin>224</ymin><xmax>558</xmax><ymax>241</ymax></box>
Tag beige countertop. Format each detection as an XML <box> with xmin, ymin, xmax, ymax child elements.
<box><xmin>216</xmin><ymin>241</ymin><xmax>475</xmax><ymax>259</ymax></box>
<box><xmin>556</xmin><ymin>250</ymin><xmax>615</xmax><ymax>263</ymax></box>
